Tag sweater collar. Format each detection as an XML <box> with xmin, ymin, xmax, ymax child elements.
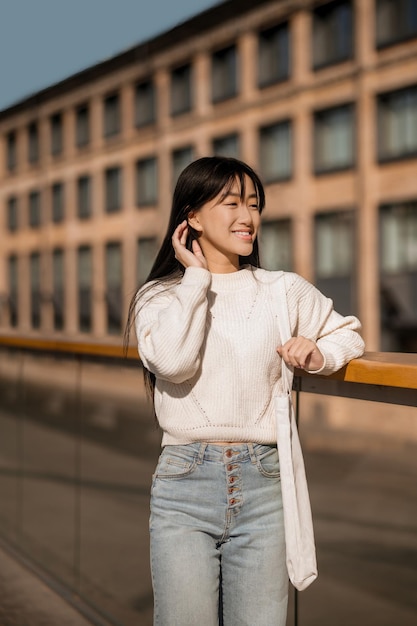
<box><xmin>209</xmin><ymin>266</ymin><xmax>257</xmax><ymax>293</ymax></box>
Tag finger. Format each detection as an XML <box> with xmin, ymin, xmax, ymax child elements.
<box><xmin>180</xmin><ymin>223</ymin><xmax>188</xmax><ymax>246</ymax></box>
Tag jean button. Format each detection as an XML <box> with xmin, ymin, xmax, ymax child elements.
<box><xmin>225</xmin><ymin>449</ymin><xmax>233</xmax><ymax>458</ymax></box>
<box><xmin>227</xmin><ymin>464</ymin><xmax>233</xmax><ymax>471</ymax></box>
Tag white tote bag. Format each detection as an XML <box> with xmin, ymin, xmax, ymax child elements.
<box><xmin>273</xmin><ymin>276</ymin><xmax>318</xmax><ymax>591</ymax></box>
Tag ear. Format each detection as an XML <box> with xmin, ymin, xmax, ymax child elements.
<box><xmin>187</xmin><ymin>210</ymin><xmax>203</xmax><ymax>233</ymax></box>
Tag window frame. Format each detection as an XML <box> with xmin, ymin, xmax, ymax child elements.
<box><xmin>50</xmin><ymin>112</ymin><xmax>63</xmax><ymax>156</ymax></box>
<box><xmin>212</xmin><ymin>133</ymin><xmax>240</xmax><ymax>158</ymax></box>
<box><xmin>28</xmin><ymin>121</ymin><xmax>39</xmax><ymax>164</ymax></box>
<box><xmin>51</xmin><ymin>182</ymin><xmax>65</xmax><ymax>223</ymax></box>
<box><xmin>105</xmin><ymin>166</ymin><xmax>122</xmax><ymax>213</ymax></box>
<box><xmin>258</xmin><ymin>21</ymin><xmax>290</xmax><ymax>88</ymax></box>
<box><xmin>103</xmin><ymin>92</ymin><xmax>121</xmax><ymax>138</ymax></box>
<box><xmin>7</xmin><ymin>196</ymin><xmax>18</xmax><ymax>232</ymax></box>
<box><xmin>52</xmin><ymin>248</ymin><xmax>65</xmax><ymax>331</ymax></box>
<box><xmin>77</xmin><ymin>175</ymin><xmax>92</xmax><ymax>220</ymax></box>
<box><xmin>314</xmin><ymin>209</ymin><xmax>357</xmax><ymax>315</ymax></box>
<box><xmin>375</xmin><ymin>0</ymin><xmax>417</xmax><ymax>49</ymax></box>
<box><xmin>6</xmin><ymin>130</ymin><xmax>17</xmax><ymax>172</ymax></box>
<box><xmin>76</xmin><ymin>103</ymin><xmax>90</xmax><ymax>148</ymax></box>
<box><xmin>28</xmin><ymin>190</ymin><xmax>41</xmax><ymax>228</ymax></box>
<box><xmin>313</xmin><ymin>102</ymin><xmax>356</xmax><ymax>175</ymax></box>
<box><xmin>77</xmin><ymin>245</ymin><xmax>93</xmax><ymax>333</ymax></box>
<box><xmin>172</xmin><ymin>146</ymin><xmax>194</xmax><ymax>188</ymax></box>
<box><xmin>377</xmin><ymin>84</ymin><xmax>417</xmax><ymax>163</ymax></box>
<box><xmin>136</xmin><ymin>156</ymin><xmax>158</xmax><ymax>207</ymax></box>
<box><xmin>211</xmin><ymin>44</ymin><xmax>239</xmax><ymax>104</ymax></box>
<box><xmin>105</xmin><ymin>241</ymin><xmax>123</xmax><ymax>335</ymax></box>
<box><xmin>170</xmin><ymin>63</ymin><xmax>193</xmax><ymax>117</ymax></box>
<box><xmin>134</xmin><ymin>79</ymin><xmax>156</xmax><ymax>127</ymax></box>
<box><xmin>312</xmin><ymin>0</ymin><xmax>354</xmax><ymax>71</ymax></box>
<box><xmin>259</xmin><ymin>119</ymin><xmax>293</xmax><ymax>183</ymax></box>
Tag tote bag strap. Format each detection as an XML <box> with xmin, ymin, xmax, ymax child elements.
<box><xmin>272</xmin><ymin>274</ymin><xmax>318</xmax><ymax>591</ymax></box>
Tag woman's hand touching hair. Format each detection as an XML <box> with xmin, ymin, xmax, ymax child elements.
<box><xmin>277</xmin><ymin>337</ymin><xmax>324</xmax><ymax>372</ymax></box>
<box><xmin>172</xmin><ymin>220</ymin><xmax>208</xmax><ymax>270</ymax></box>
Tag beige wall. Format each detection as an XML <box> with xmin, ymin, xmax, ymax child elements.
<box><xmin>1</xmin><ymin>0</ymin><xmax>417</xmax><ymax>348</ymax></box>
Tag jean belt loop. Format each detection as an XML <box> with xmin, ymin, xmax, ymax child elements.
<box><xmin>197</xmin><ymin>443</ymin><xmax>207</xmax><ymax>465</ymax></box>
<box><xmin>247</xmin><ymin>442</ymin><xmax>257</xmax><ymax>464</ymax></box>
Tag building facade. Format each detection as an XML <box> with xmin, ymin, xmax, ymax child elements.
<box><xmin>1</xmin><ymin>0</ymin><xmax>416</xmax><ymax>350</ymax></box>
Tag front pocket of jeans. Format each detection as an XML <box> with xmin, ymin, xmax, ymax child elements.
<box><xmin>256</xmin><ymin>448</ymin><xmax>280</xmax><ymax>479</ymax></box>
<box><xmin>155</xmin><ymin>453</ymin><xmax>197</xmax><ymax>480</ymax></box>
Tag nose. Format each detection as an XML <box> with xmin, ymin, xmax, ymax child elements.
<box><xmin>237</xmin><ymin>202</ymin><xmax>254</xmax><ymax>225</ymax></box>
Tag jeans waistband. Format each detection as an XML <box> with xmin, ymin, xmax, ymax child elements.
<box><xmin>163</xmin><ymin>442</ymin><xmax>276</xmax><ymax>464</ymax></box>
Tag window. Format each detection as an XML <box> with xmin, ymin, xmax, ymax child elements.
<box><xmin>135</xmin><ymin>80</ymin><xmax>156</xmax><ymax>127</ymax></box>
<box><xmin>376</xmin><ymin>0</ymin><xmax>417</xmax><ymax>47</ymax></box>
<box><xmin>76</xmin><ymin>104</ymin><xmax>90</xmax><ymax>147</ymax></box>
<box><xmin>212</xmin><ymin>133</ymin><xmax>240</xmax><ymax>158</ymax></box>
<box><xmin>137</xmin><ymin>237</ymin><xmax>158</xmax><ymax>286</ymax></box>
<box><xmin>259</xmin><ymin>120</ymin><xmax>292</xmax><ymax>182</ymax></box>
<box><xmin>105</xmin><ymin>242</ymin><xmax>122</xmax><ymax>335</ymax></box>
<box><xmin>315</xmin><ymin>211</ymin><xmax>356</xmax><ymax>315</ymax></box>
<box><xmin>29</xmin><ymin>191</ymin><xmax>41</xmax><ymax>228</ymax></box>
<box><xmin>379</xmin><ymin>201</ymin><xmax>417</xmax><ymax>351</ymax></box>
<box><xmin>314</xmin><ymin>104</ymin><xmax>355</xmax><ymax>173</ymax></box>
<box><xmin>52</xmin><ymin>249</ymin><xmax>65</xmax><ymax>330</ymax></box>
<box><xmin>313</xmin><ymin>0</ymin><xmax>353</xmax><ymax>69</ymax></box>
<box><xmin>50</xmin><ymin>112</ymin><xmax>63</xmax><ymax>156</ymax></box>
<box><xmin>260</xmin><ymin>219</ymin><xmax>293</xmax><ymax>271</ymax></box>
<box><xmin>28</xmin><ymin>121</ymin><xmax>39</xmax><ymax>164</ymax></box>
<box><xmin>172</xmin><ymin>146</ymin><xmax>194</xmax><ymax>187</ymax></box>
<box><xmin>103</xmin><ymin>92</ymin><xmax>121</xmax><ymax>137</ymax></box>
<box><xmin>30</xmin><ymin>252</ymin><xmax>41</xmax><ymax>329</ymax></box>
<box><xmin>378</xmin><ymin>86</ymin><xmax>417</xmax><ymax>161</ymax></box>
<box><xmin>136</xmin><ymin>157</ymin><xmax>158</xmax><ymax>206</ymax></box>
<box><xmin>170</xmin><ymin>64</ymin><xmax>192</xmax><ymax>116</ymax></box>
<box><xmin>380</xmin><ymin>202</ymin><xmax>417</xmax><ymax>273</ymax></box>
<box><xmin>258</xmin><ymin>22</ymin><xmax>290</xmax><ymax>87</ymax></box>
<box><xmin>7</xmin><ymin>196</ymin><xmax>18</xmax><ymax>232</ymax></box>
<box><xmin>8</xmin><ymin>255</ymin><xmax>18</xmax><ymax>327</ymax></box>
<box><xmin>52</xmin><ymin>182</ymin><xmax>64</xmax><ymax>223</ymax></box>
<box><xmin>77</xmin><ymin>175</ymin><xmax>92</xmax><ymax>219</ymax></box>
<box><xmin>105</xmin><ymin>167</ymin><xmax>122</xmax><ymax>213</ymax></box>
<box><xmin>212</xmin><ymin>45</ymin><xmax>238</xmax><ymax>103</ymax></box>
<box><xmin>77</xmin><ymin>246</ymin><xmax>92</xmax><ymax>333</ymax></box>
<box><xmin>6</xmin><ymin>131</ymin><xmax>17</xmax><ymax>171</ymax></box>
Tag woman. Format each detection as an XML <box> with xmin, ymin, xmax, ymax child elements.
<box><xmin>128</xmin><ymin>156</ymin><xmax>364</xmax><ymax>626</ymax></box>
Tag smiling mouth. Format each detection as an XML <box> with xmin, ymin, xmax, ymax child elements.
<box><xmin>232</xmin><ymin>230</ymin><xmax>253</xmax><ymax>240</ymax></box>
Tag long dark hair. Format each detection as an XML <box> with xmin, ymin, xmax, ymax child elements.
<box><xmin>124</xmin><ymin>156</ymin><xmax>266</xmax><ymax>402</ymax></box>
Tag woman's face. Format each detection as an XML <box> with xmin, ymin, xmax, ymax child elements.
<box><xmin>188</xmin><ymin>175</ymin><xmax>261</xmax><ymax>273</ymax></box>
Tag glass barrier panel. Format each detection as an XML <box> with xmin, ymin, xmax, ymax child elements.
<box><xmin>0</xmin><ymin>349</ymin><xmax>23</xmax><ymax>544</ymax></box>
<box><xmin>296</xmin><ymin>392</ymin><xmax>417</xmax><ymax>626</ymax></box>
<box><xmin>77</xmin><ymin>360</ymin><xmax>158</xmax><ymax>626</ymax></box>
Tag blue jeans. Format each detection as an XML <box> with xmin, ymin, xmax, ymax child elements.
<box><xmin>150</xmin><ymin>442</ymin><xmax>288</xmax><ymax>626</ymax></box>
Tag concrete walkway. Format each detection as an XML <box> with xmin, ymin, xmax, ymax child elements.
<box><xmin>0</xmin><ymin>545</ymin><xmax>98</xmax><ymax>626</ymax></box>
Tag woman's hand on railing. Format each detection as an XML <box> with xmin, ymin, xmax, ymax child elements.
<box><xmin>277</xmin><ymin>337</ymin><xmax>324</xmax><ymax>371</ymax></box>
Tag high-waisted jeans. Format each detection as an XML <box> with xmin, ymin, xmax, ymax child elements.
<box><xmin>150</xmin><ymin>442</ymin><xmax>288</xmax><ymax>626</ymax></box>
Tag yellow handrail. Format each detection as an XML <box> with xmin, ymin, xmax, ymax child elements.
<box><xmin>0</xmin><ymin>335</ymin><xmax>416</xmax><ymax>390</ymax></box>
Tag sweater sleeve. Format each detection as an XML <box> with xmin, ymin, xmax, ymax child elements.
<box><xmin>135</xmin><ymin>267</ymin><xmax>211</xmax><ymax>383</ymax></box>
<box><xmin>284</xmin><ymin>273</ymin><xmax>365</xmax><ymax>375</ymax></box>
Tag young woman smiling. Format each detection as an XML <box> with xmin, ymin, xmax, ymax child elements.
<box><xmin>126</xmin><ymin>156</ymin><xmax>364</xmax><ymax>626</ymax></box>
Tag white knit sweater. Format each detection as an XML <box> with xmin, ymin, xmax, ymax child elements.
<box><xmin>136</xmin><ymin>266</ymin><xmax>365</xmax><ymax>446</ymax></box>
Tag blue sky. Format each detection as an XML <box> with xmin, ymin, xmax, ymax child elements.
<box><xmin>0</xmin><ymin>0</ymin><xmax>220</xmax><ymax>111</ymax></box>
